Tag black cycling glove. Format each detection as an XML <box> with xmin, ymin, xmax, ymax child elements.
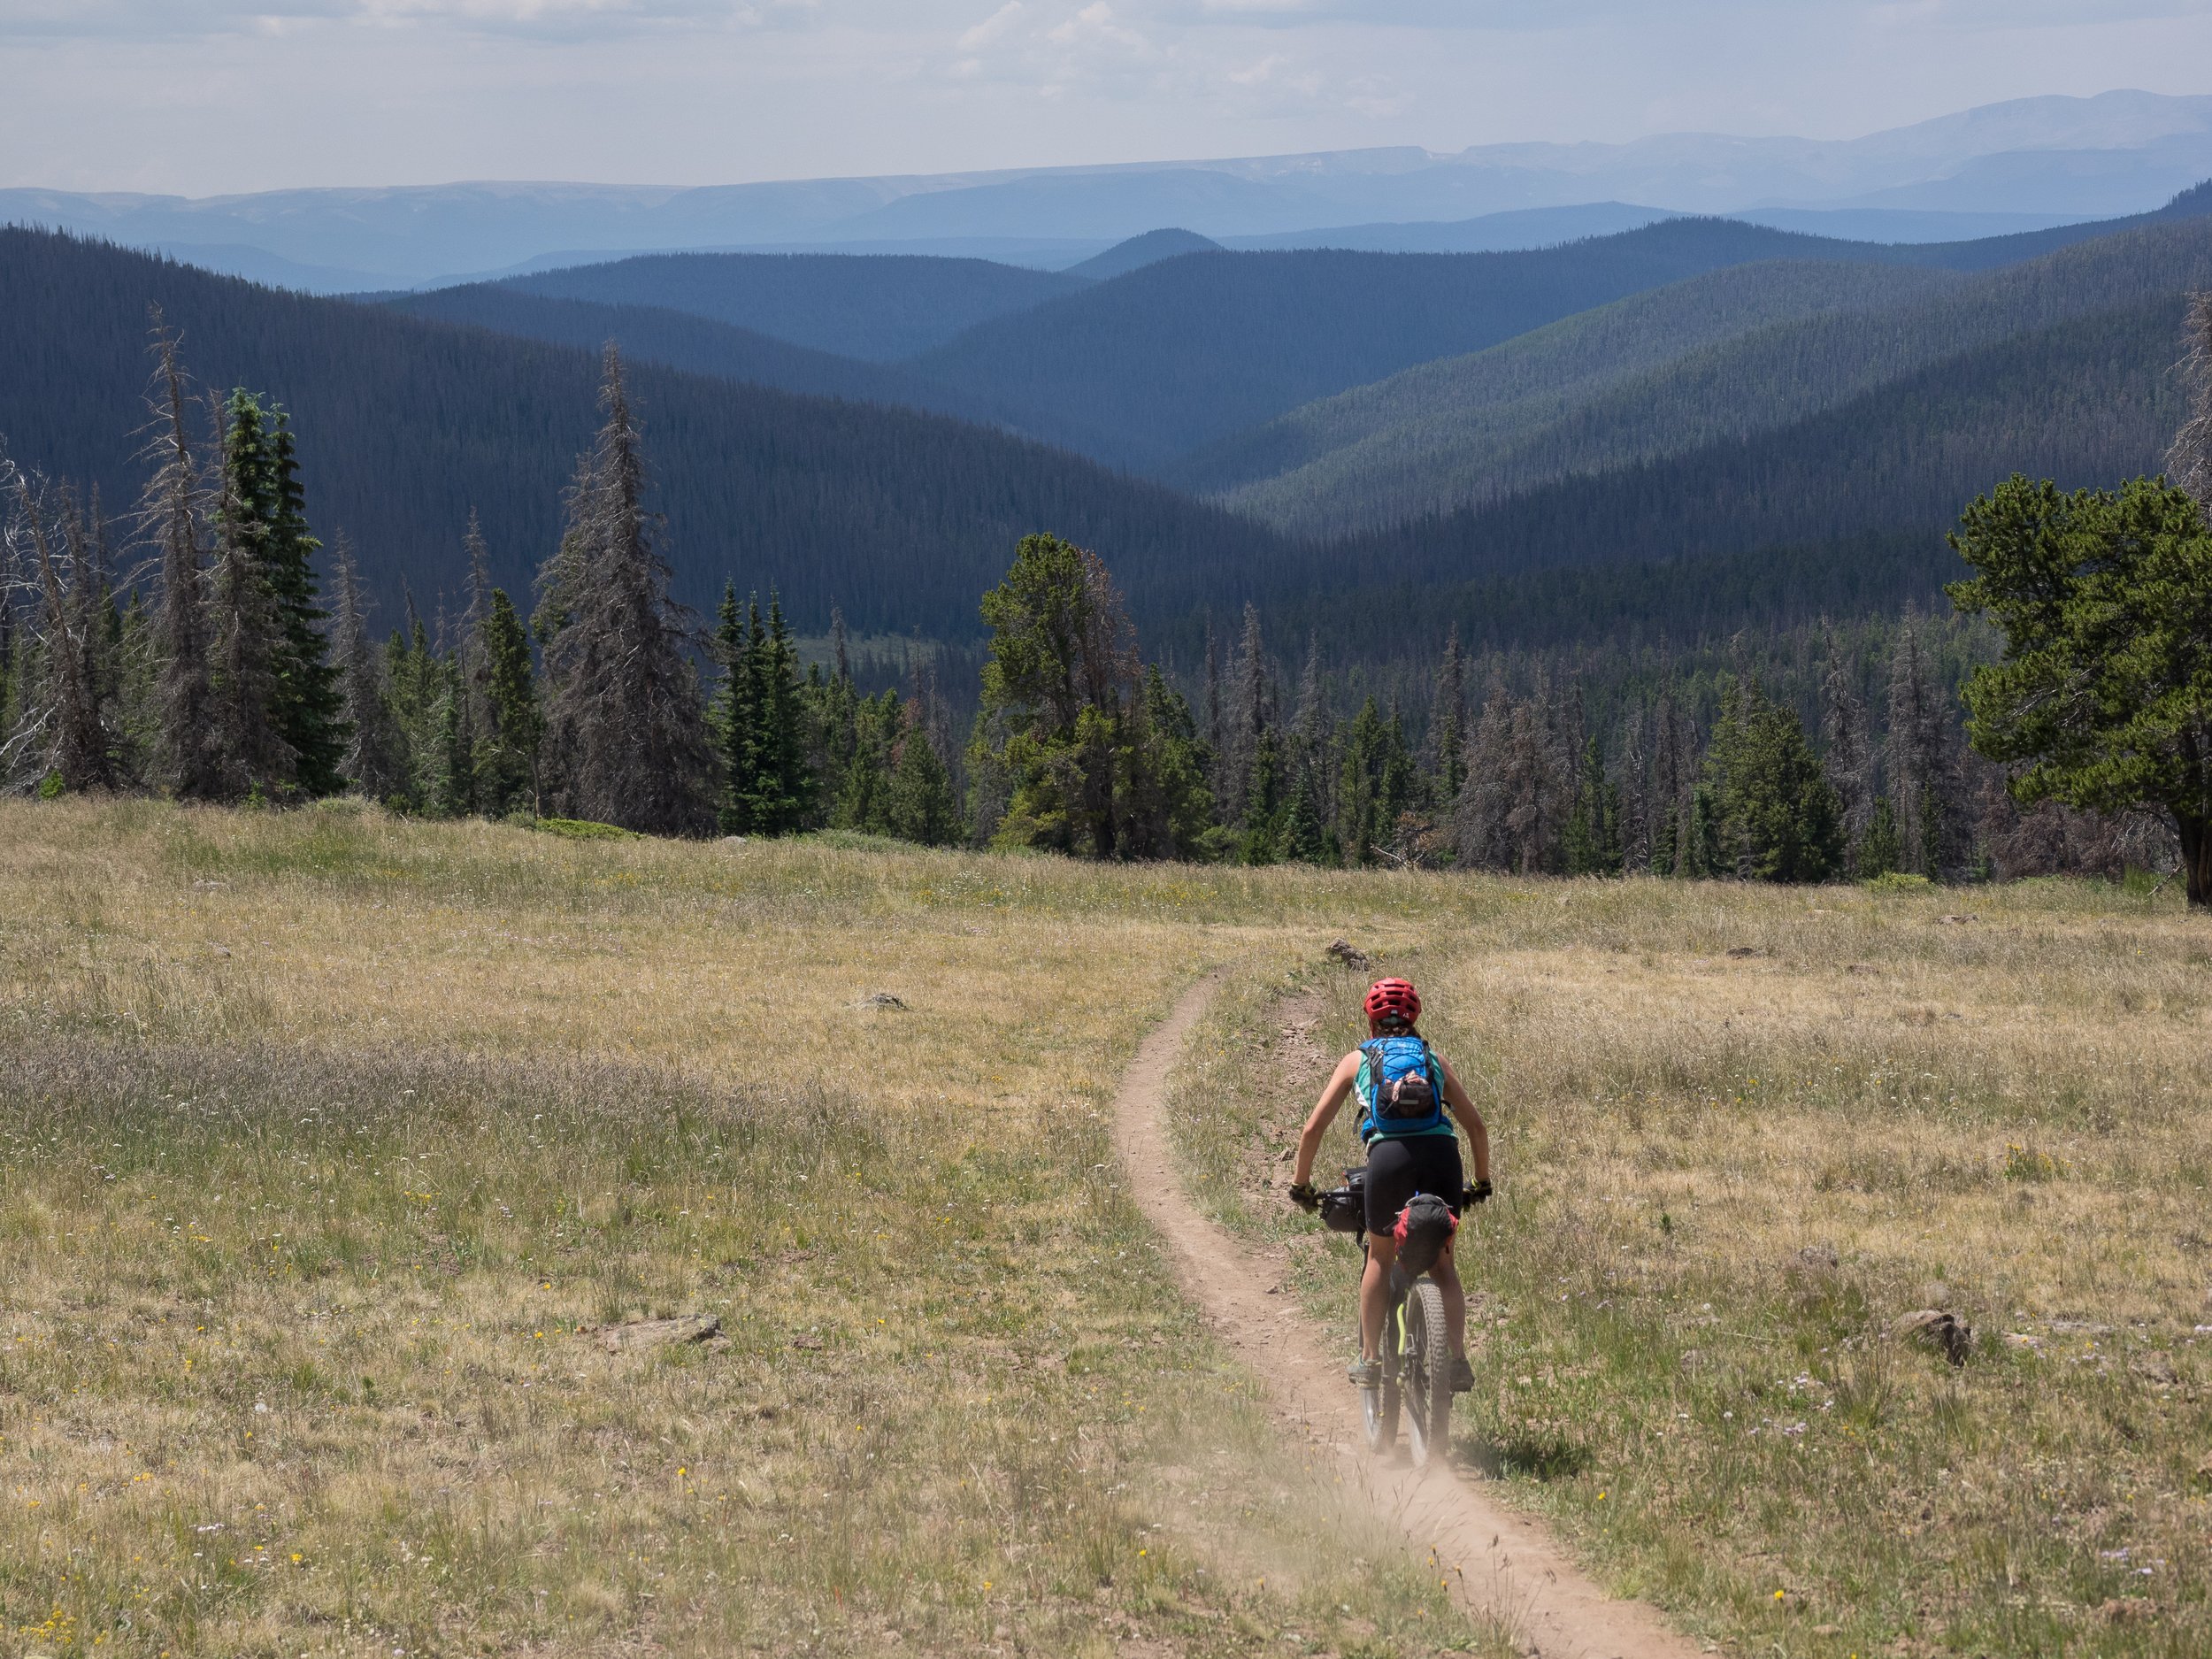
<box><xmin>1462</xmin><ymin>1179</ymin><xmax>1494</xmax><ymax>1207</ymax></box>
<box><xmin>1288</xmin><ymin>1180</ymin><xmax>1321</xmax><ymax>1212</ymax></box>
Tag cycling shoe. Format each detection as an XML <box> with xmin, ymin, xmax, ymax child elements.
<box><xmin>1347</xmin><ymin>1357</ymin><xmax>1384</xmax><ymax>1388</ymax></box>
<box><xmin>1449</xmin><ymin>1356</ymin><xmax>1476</xmax><ymax>1393</ymax></box>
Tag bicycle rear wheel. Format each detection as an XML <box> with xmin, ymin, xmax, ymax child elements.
<box><xmin>1402</xmin><ymin>1279</ymin><xmax>1452</xmax><ymax>1469</ymax></box>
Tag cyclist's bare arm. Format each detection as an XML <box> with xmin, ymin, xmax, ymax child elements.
<box><xmin>1437</xmin><ymin>1058</ymin><xmax>1492</xmax><ymax>1184</ymax></box>
<box><xmin>1291</xmin><ymin>1053</ymin><xmax>1362</xmax><ymax>1189</ymax></box>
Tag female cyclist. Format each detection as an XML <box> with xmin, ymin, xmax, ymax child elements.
<box><xmin>1288</xmin><ymin>977</ymin><xmax>1492</xmax><ymax>1390</ymax></box>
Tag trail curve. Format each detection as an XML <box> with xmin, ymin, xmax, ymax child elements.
<box><xmin>1113</xmin><ymin>973</ymin><xmax>1701</xmax><ymax>1659</ymax></box>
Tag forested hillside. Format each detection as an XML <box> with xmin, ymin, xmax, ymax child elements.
<box><xmin>1262</xmin><ymin>295</ymin><xmax>2191</xmax><ymax>656</ymax></box>
<box><xmin>0</xmin><ymin>228</ymin><xmax>1284</xmax><ymax>638</ymax></box>
<box><xmin>1210</xmin><ymin>214</ymin><xmax>2212</xmax><ymax>535</ymax></box>
<box><xmin>501</xmin><ymin>251</ymin><xmax>1088</xmax><ymax>361</ymax></box>
<box><xmin>899</xmin><ymin>214</ymin><xmax>2166</xmax><ymax>471</ymax></box>
<box><xmin>1171</xmin><ymin>260</ymin><xmax>1962</xmax><ymax>503</ymax></box>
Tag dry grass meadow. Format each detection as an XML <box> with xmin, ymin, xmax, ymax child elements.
<box><xmin>0</xmin><ymin>798</ymin><xmax>1503</xmax><ymax>1659</ymax></box>
<box><xmin>1171</xmin><ymin>874</ymin><xmax>2212</xmax><ymax>1657</ymax></box>
<box><xmin>4</xmin><ymin>798</ymin><xmax>2208</xmax><ymax>1658</ymax></box>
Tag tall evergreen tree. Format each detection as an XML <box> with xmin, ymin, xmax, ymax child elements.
<box><xmin>1702</xmin><ymin>675</ymin><xmax>1845</xmax><ymax>882</ymax></box>
<box><xmin>711</xmin><ymin>584</ymin><xmax>759</xmax><ymax>833</ymax></box>
<box><xmin>535</xmin><ymin>345</ymin><xmax>714</xmax><ymax>834</ymax></box>
<box><xmin>204</xmin><ymin>393</ymin><xmax>293</xmax><ymax>802</ymax></box>
<box><xmin>1428</xmin><ymin>626</ymin><xmax>1467</xmax><ymax>806</ymax></box>
<box><xmin>1221</xmin><ymin>603</ymin><xmax>1275</xmax><ymax>831</ymax></box>
<box><xmin>1455</xmin><ymin>669</ymin><xmax>1515</xmax><ymax>871</ymax></box>
<box><xmin>886</xmin><ymin>691</ymin><xmax>960</xmax><ymax>847</ymax></box>
<box><xmin>977</xmin><ymin>533</ymin><xmax>1140</xmax><ymax>858</ymax></box>
<box><xmin>1886</xmin><ymin>615</ymin><xmax>1960</xmax><ymax>879</ymax></box>
<box><xmin>743</xmin><ymin>592</ymin><xmax>813</xmax><ymax>834</ymax></box>
<box><xmin>261</xmin><ymin>405</ymin><xmax>345</xmax><ymax>795</ymax></box>
<box><xmin>1562</xmin><ymin>736</ymin><xmax>1623</xmax><ymax>876</ymax></box>
<box><xmin>1820</xmin><ymin>634</ymin><xmax>1876</xmax><ymax>870</ymax></box>
<box><xmin>329</xmin><ymin>533</ymin><xmax>407</xmax><ymax>801</ymax></box>
<box><xmin>475</xmin><ymin>587</ymin><xmax>541</xmax><ymax>817</ymax></box>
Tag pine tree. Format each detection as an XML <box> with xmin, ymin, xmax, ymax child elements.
<box><xmin>476</xmin><ymin>588</ymin><xmax>541</xmax><ymax>817</ymax></box>
<box><xmin>744</xmin><ymin>593</ymin><xmax>813</xmax><ymax>834</ymax></box>
<box><xmin>535</xmin><ymin>345</ymin><xmax>714</xmax><ymax>834</ymax></box>
<box><xmin>1615</xmin><ymin>703</ymin><xmax>1653</xmax><ymax>872</ymax></box>
<box><xmin>142</xmin><ymin>314</ymin><xmax>219</xmax><ymax>800</ymax></box>
<box><xmin>1286</xmin><ymin>634</ymin><xmax>1335</xmax><ymax>859</ymax></box>
<box><xmin>711</xmin><ymin>586</ymin><xmax>758</xmax><ymax>834</ymax></box>
<box><xmin>976</xmin><ymin>533</ymin><xmax>1140</xmax><ymax>859</ymax></box>
<box><xmin>431</xmin><ymin>657</ymin><xmax>474</xmax><ymax>818</ymax></box>
<box><xmin>1886</xmin><ymin>615</ymin><xmax>1960</xmax><ymax>879</ymax></box>
<box><xmin>1125</xmin><ymin>664</ymin><xmax>1219</xmax><ymax>859</ymax></box>
<box><xmin>1859</xmin><ymin>797</ymin><xmax>1904</xmax><ymax>878</ymax></box>
<box><xmin>261</xmin><ymin>406</ymin><xmax>345</xmax><ymax>795</ymax></box>
<box><xmin>330</xmin><ymin>533</ymin><xmax>407</xmax><ymax>801</ymax></box>
<box><xmin>1702</xmin><ymin>675</ymin><xmax>1844</xmax><ymax>883</ymax></box>
<box><xmin>1820</xmin><ymin>634</ymin><xmax>1875</xmax><ymax>871</ymax></box>
<box><xmin>1456</xmin><ymin>669</ymin><xmax>1514</xmax><ymax>871</ymax></box>
<box><xmin>886</xmin><ymin>694</ymin><xmax>959</xmax><ymax>847</ymax></box>
<box><xmin>1428</xmin><ymin>626</ymin><xmax>1467</xmax><ymax>806</ymax></box>
<box><xmin>204</xmin><ymin>392</ymin><xmax>293</xmax><ymax>803</ymax></box>
<box><xmin>460</xmin><ymin>511</ymin><xmax>495</xmax><ymax>735</ymax></box>
<box><xmin>1562</xmin><ymin>736</ymin><xmax>1623</xmax><ymax>876</ymax></box>
<box><xmin>1221</xmin><ymin>603</ymin><xmax>1275</xmax><ymax>829</ymax></box>
<box><xmin>834</xmin><ymin>687</ymin><xmax>900</xmax><ymax>833</ymax></box>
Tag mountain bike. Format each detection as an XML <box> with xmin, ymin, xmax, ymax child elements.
<box><xmin>1311</xmin><ymin>1173</ymin><xmax>1477</xmax><ymax>1468</ymax></box>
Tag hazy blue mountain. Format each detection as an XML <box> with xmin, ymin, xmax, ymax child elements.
<box><xmin>499</xmin><ymin>251</ymin><xmax>1087</xmax><ymax>361</ymax></box>
<box><xmin>1067</xmin><ymin>229</ymin><xmax>1223</xmax><ymax>280</ymax></box>
<box><xmin>8</xmin><ymin>93</ymin><xmax>2210</xmax><ymax>285</ymax></box>
<box><xmin>1222</xmin><ymin>204</ymin><xmax>1684</xmax><ymax>254</ymax></box>
<box><xmin>0</xmin><ymin>227</ymin><xmax>1284</xmax><ymax>641</ymax></box>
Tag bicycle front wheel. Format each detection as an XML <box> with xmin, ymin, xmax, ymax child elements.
<box><xmin>1402</xmin><ymin>1279</ymin><xmax>1452</xmax><ymax>1469</ymax></box>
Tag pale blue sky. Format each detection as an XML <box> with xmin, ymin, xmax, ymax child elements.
<box><xmin>4</xmin><ymin>1</ymin><xmax>2211</xmax><ymax>194</ymax></box>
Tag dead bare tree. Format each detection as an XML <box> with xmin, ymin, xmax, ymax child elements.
<box><xmin>1</xmin><ymin>461</ymin><xmax>116</xmax><ymax>792</ymax></box>
<box><xmin>536</xmin><ymin>344</ymin><xmax>713</xmax><ymax>834</ymax></box>
<box><xmin>2172</xmin><ymin>290</ymin><xmax>2212</xmax><ymax>510</ymax></box>
<box><xmin>139</xmin><ymin>310</ymin><xmax>221</xmax><ymax>800</ymax></box>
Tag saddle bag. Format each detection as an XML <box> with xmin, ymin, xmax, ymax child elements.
<box><xmin>1392</xmin><ymin>1190</ymin><xmax>1459</xmax><ymax>1278</ymax></box>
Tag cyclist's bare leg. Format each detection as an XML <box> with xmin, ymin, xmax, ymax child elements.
<box><xmin>1359</xmin><ymin>1233</ymin><xmax>1398</xmax><ymax>1362</ymax></box>
<box><xmin>1430</xmin><ymin>1238</ymin><xmax>1468</xmax><ymax>1360</ymax></box>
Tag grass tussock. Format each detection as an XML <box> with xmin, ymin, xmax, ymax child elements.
<box><xmin>1173</xmin><ymin>878</ymin><xmax>2212</xmax><ymax>1657</ymax></box>
<box><xmin>0</xmin><ymin>800</ymin><xmax>1504</xmax><ymax>1658</ymax></box>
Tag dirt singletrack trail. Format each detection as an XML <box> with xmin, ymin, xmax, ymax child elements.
<box><xmin>1114</xmin><ymin>975</ymin><xmax>1702</xmax><ymax>1659</ymax></box>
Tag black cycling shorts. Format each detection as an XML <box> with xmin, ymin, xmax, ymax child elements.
<box><xmin>1363</xmin><ymin>1134</ymin><xmax>1463</xmax><ymax>1234</ymax></box>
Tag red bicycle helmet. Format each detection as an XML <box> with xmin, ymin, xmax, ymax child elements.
<box><xmin>1363</xmin><ymin>978</ymin><xmax>1421</xmax><ymax>1028</ymax></box>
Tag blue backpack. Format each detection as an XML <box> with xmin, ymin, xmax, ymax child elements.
<box><xmin>1356</xmin><ymin>1035</ymin><xmax>1447</xmax><ymax>1141</ymax></box>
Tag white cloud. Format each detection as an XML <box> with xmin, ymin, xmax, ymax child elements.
<box><xmin>4</xmin><ymin>0</ymin><xmax>2212</xmax><ymax>192</ymax></box>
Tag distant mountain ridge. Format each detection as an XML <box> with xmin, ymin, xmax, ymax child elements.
<box><xmin>6</xmin><ymin>91</ymin><xmax>2209</xmax><ymax>288</ymax></box>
